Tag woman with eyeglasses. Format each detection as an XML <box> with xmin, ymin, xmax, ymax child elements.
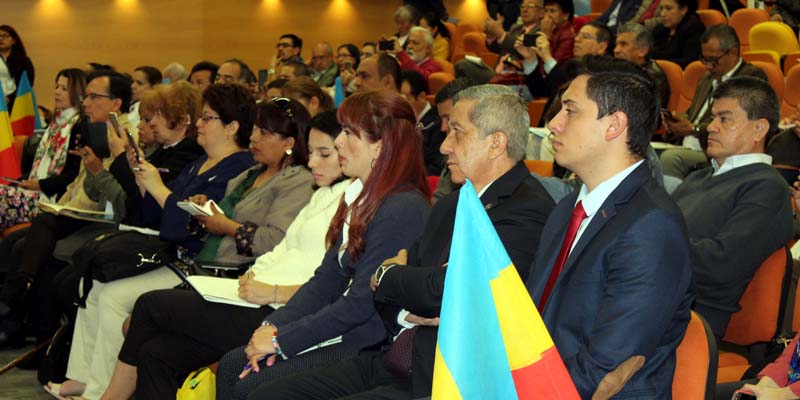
<box><xmin>214</xmin><ymin>90</ymin><xmax>431</xmax><ymax>400</ymax></box>
<box><xmin>335</xmin><ymin>43</ymin><xmax>361</xmax><ymax>96</ymax></box>
<box><xmin>650</xmin><ymin>0</ymin><xmax>704</xmax><ymax>68</ymax></box>
<box><xmin>0</xmin><ymin>68</ymin><xmax>86</xmax><ymax>232</ymax></box>
<box><xmin>94</xmin><ymin>95</ymin><xmax>316</xmax><ymax>400</ymax></box>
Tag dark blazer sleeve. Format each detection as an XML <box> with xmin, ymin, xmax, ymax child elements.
<box><xmin>267</xmin><ymin>192</ymin><xmax>429</xmax><ymax>356</ymax></box>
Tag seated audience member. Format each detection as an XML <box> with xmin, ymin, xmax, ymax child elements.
<box><xmin>456</xmin><ymin>0</ymin><xmax>544</xmax><ymax>84</ymax></box>
<box><xmin>660</xmin><ymin>24</ymin><xmax>767</xmax><ymax>182</ymax></box>
<box><xmin>269</xmin><ymin>34</ymin><xmax>304</xmax><ymax>81</ymax></box>
<box><xmin>216</xmin><ymin>58</ymin><xmax>255</xmax><ymax>87</ymax></box>
<box><xmin>389</xmin><ymin>26</ymin><xmax>443</xmax><ymax>81</ymax></box>
<box><xmin>0</xmin><ymin>68</ymin><xmax>86</xmax><ymax>232</ymax></box>
<box><xmin>540</xmin><ymin>0</ymin><xmax>575</xmax><ymax>64</ymax></box>
<box><xmin>487</xmin><ymin>0</ymin><xmax>523</xmax><ymax>31</ymax></box>
<box><xmin>0</xmin><ymin>70</ymin><xmax>136</xmax><ymax>344</ymax></box>
<box><xmin>394</xmin><ymin>5</ymin><xmax>420</xmax><ymax>49</ymax></box>
<box><xmin>128</xmin><ymin>65</ymin><xmax>161</xmax><ymax>127</ymax></box>
<box><xmin>400</xmin><ymin>70</ymin><xmax>443</xmax><ymax>176</ymax></box>
<box><xmin>650</xmin><ymin>0</ymin><xmax>704</xmax><ymax>68</ymax></box>
<box><xmin>518</xmin><ymin>21</ymin><xmax>612</xmax><ymax>99</ymax></box>
<box><xmin>526</xmin><ymin>58</ymin><xmax>693</xmax><ymax>397</ymax></box>
<box><xmin>188</xmin><ymin>61</ymin><xmax>219</xmax><ymax>93</ymax></box>
<box><xmin>282</xmin><ymin>76</ymin><xmax>334</xmax><ymax>117</ymax></box>
<box><xmin>353</xmin><ymin>54</ymin><xmax>401</xmax><ymax>93</ymax></box>
<box><xmin>310</xmin><ymin>42</ymin><xmax>337</xmax><ymax>87</ymax></box>
<box><xmin>264</xmin><ymin>78</ymin><xmax>288</xmax><ymax>101</ymax></box>
<box><xmin>95</xmin><ymin>96</ymin><xmax>314</xmax><ymax>400</ymax></box>
<box><xmin>595</xmin><ymin>0</ymin><xmax>645</xmax><ymax>30</ymax></box>
<box><xmin>361</xmin><ymin>42</ymin><xmax>377</xmax><ymax>59</ymax></box>
<box><xmin>277</xmin><ymin>61</ymin><xmax>310</xmax><ymax>81</ymax></box>
<box><xmin>768</xmin><ymin>105</ymin><xmax>800</xmax><ymax>168</ymax></box>
<box><xmin>419</xmin><ymin>12</ymin><xmax>451</xmax><ymax>61</ymax></box>
<box><xmin>717</xmin><ymin>331</ymin><xmax>800</xmax><ymax>400</ymax></box>
<box><xmin>0</xmin><ymin>25</ymin><xmax>35</xmax><ymax>109</ymax></box>
<box><xmin>335</xmin><ymin>43</ymin><xmax>361</xmax><ymax>95</ymax></box>
<box><xmin>614</xmin><ymin>22</ymin><xmax>671</xmax><ymax>111</ymax></box>
<box><xmin>161</xmin><ymin>62</ymin><xmax>188</xmax><ymax>83</ymax></box>
<box><xmin>430</xmin><ymin>78</ymin><xmax>477</xmax><ymax>203</ymax></box>
<box><xmin>214</xmin><ymin>90</ymin><xmax>431</xmax><ymax>400</ymax></box>
<box><xmin>672</xmin><ymin>77</ymin><xmax>794</xmax><ymax>339</ymax></box>
<box><xmin>771</xmin><ymin>0</ymin><xmax>800</xmax><ymax>34</ymax></box>
<box><xmin>245</xmin><ymin>85</ymin><xmax>555</xmax><ymax>400</ymax></box>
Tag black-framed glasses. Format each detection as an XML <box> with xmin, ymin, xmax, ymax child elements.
<box><xmin>198</xmin><ymin>113</ymin><xmax>223</xmax><ymax>123</ymax></box>
<box><xmin>272</xmin><ymin>97</ymin><xmax>295</xmax><ymax>123</ymax></box>
<box><xmin>81</xmin><ymin>93</ymin><xmax>114</xmax><ymax>102</ymax></box>
<box><xmin>699</xmin><ymin>49</ymin><xmax>731</xmax><ymax>67</ymax></box>
<box><xmin>276</xmin><ymin>42</ymin><xmax>293</xmax><ymax>49</ymax></box>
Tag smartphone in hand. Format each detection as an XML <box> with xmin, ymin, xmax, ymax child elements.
<box><xmin>108</xmin><ymin>112</ymin><xmax>123</xmax><ymax>138</ymax></box>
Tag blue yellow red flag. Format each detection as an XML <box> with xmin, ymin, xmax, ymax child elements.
<box><xmin>432</xmin><ymin>180</ymin><xmax>579</xmax><ymax>400</ymax></box>
<box><xmin>0</xmin><ymin>81</ymin><xmax>22</xmax><ymax>183</ymax></box>
<box><xmin>10</xmin><ymin>71</ymin><xmax>42</xmax><ymax>136</ymax></box>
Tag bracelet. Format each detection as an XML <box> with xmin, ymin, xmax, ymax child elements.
<box><xmin>271</xmin><ymin>329</ymin><xmax>283</xmax><ymax>357</ymax></box>
<box><xmin>272</xmin><ymin>284</ymin><xmax>279</xmax><ymax>303</ymax></box>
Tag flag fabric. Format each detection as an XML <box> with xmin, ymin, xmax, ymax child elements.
<box><xmin>432</xmin><ymin>180</ymin><xmax>580</xmax><ymax>400</ymax></box>
<box><xmin>333</xmin><ymin>76</ymin><xmax>345</xmax><ymax>108</ymax></box>
<box><xmin>10</xmin><ymin>71</ymin><xmax>42</xmax><ymax>136</ymax></box>
<box><xmin>0</xmin><ymin>81</ymin><xmax>22</xmax><ymax>182</ymax></box>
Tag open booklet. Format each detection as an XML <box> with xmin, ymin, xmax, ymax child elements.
<box><xmin>176</xmin><ymin>200</ymin><xmax>224</xmax><ymax>217</ymax></box>
<box><xmin>184</xmin><ymin>276</ymin><xmax>260</xmax><ymax>308</ymax></box>
<box><xmin>37</xmin><ymin>201</ymin><xmax>115</xmax><ymax>224</ymax></box>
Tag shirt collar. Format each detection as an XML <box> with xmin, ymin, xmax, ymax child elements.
<box><xmin>717</xmin><ymin>58</ymin><xmax>743</xmax><ymax>85</ymax></box>
<box><xmin>476</xmin><ymin>178</ymin><xmax>497</xmax><ymax>199</ymax></box>
<box><xmin>55</xmin><ymin>107</ymin><xmax>78</xmax><ymax>125</ymax></box>
<box><xmin>576</xmin><ymin>160</ymin><xmax>644</xmax><ymax>218</ymax></box>
<box><xmin>418</xmin><ymin>102</ymin><xmax>432</xmax><ymax>122</ymax></box>
<box><xmin>343</xmin><ymin>178</ymin><xmax>363</xmax><ymax>206</ymax></box>
<box><xmin>712</xmin><ymin>153</ymin><xmax>772</xmax><ymax>176</ymax></box>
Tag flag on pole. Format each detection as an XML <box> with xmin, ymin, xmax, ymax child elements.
<box><xmin>432</xmin><ymin>180</ymin><xmax>580</xmax><ymax>400</ymax></box>
<box><xmin>10</xmin><ymin>71</ymin><xmax>42</xmax><ymax>136</ymax></box>
<box><xmin>0</xmin><ymin>81</ymin><xmax>22</xmax><ymax>183</ymax></box>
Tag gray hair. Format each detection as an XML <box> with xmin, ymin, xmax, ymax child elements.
<box><xmin>162</xmin><ymin>62</ymin><xmax>188</xmax><ymax>81</ymax></box>
<box><xmin>394</xmin><ymin>5</ymin><xmax>419</xmax><ymax>23</ymax></box>
<box><xmin>701</xmin><ymin>24</ymin><xmax>740</xmax><ymax>54</ymax></box>
<box><xmin>409</xmin><ymin>26</ymin><xmax>434</xmax><ymax>49</ymax></box>
<box><xmin>453</xmin><ymin>84</ymin><xmax>529</xmax><ymax>161</ymax></box>
<box><xmin>618</xmin><ymin>22</ymin><xmax>653</xmax><ymax>51</ymax></box>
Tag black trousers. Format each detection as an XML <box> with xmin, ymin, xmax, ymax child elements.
<box><xmin>117</xmin><ymin>288</ymin><xmax>271</xmax><ymax>399</ymax></box>
<box><xmin>19</xmin><ymin>212</ymin><xmax>89</xmax><ymax>278</ymax></box>
<box><xmin>248</xmin><ymin>352</ymin><xmax>413</xmax><ymax>400</ymax></box>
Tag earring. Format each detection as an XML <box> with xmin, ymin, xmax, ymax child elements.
<box><xmin>369</xmin><ymin>158</ymin><xmax>375</xmax><ymax>169</ymax></box>
<box><xmin>285</xmin><ymin>149</ymin><xmax>293</xmax><ymax>156</ymax></box>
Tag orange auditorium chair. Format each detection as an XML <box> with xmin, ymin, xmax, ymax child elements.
<box><xmin>432</xmin><ymin>58</ymin><xmax>455</xmax><ymax>76</ymax></box>
<box><xmin>526</xmin><ymin>98</ymin><xmax>548</xmax><ymax>128</ymax></box>
<box><xmin>655</xmin><ymin>59</ymin><xmax>683</xmax><ymax>111</ymax></box>
<box><xmin>742</xmin><ymin>50</ymin><xmax>780</xmax><ymax>66</ymax></box>
<box><xmin>749</xmin><ymin>21</ymin><xmax>800</xmax><ymax>57</ymax></box>
<box><xmin>781</xmin><ymin>65</ymin><xmax>800</xmax><ymax>118</ymax></box>
<box><xmin>427</xmin><ymin>72</ymin><xmax>454</xmax><ymax>97</ymax></box>
<box><xmin>697</xmin><ymin>9</ymin><xmax>727</xmax><ymax>27</ymax></box>
<box><xmin>783</xmin><ymin>51</ymin><xmax>800</xmax><ymax>75</ymax></box>
<box><xmin>453</xmin><ymin>23</ymin><xmax>482</xmax><ymax>56</ymax></box>
<box><xmin>677</xmin><ymin>61</ymin><xmax>707</xmax><ymax>113</ymax></box>
<box><xmin>590</xmin><ymin>0</ymin><xmax>611</xmax><ymax>13</ymax></box>
<box><xmin>672</xmin><ymin>311</ymin><xmax>718</xmax><ymax>400</ymax></box>
<box><xmin>716</xmin><ymin>246</ymin><xmax>793</xmax><ymax>384</ymax></box>
<box><xmin>751</xmin><ymin>60</ymin><xmax>784</xmax><ymax>101</ymax></box>
<box><xmin>461</xmin><ymin>32</ymin><xmax>489</xmax><ymax>55</ymax></box>
<box><xmin>728</xmin><ymin>8</ymin><xmax>770</xmax><ymax>52</ymax></box>
<box><xmin>524</xmin><ymin>159</ymin><xmax>554</xmax><ymax>177</ymax></box>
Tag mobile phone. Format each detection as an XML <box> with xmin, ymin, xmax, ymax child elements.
<box><xmin>731</xmin><ymin>390</ymin><xmax>756</xmax><ymax>400</ymax></box>
<box><xmin>523</xmin><ymin>33</ymin><xmax>538</xmax><ymax>47</ymax></box>
<box><xmin>3</xmin><ymin>176</ymin><xmax>23</xmax><ymax>185</ymax></box>
<box><xmin>108</xmin><ymin>112</ymin><xmax>123</xmax><ymax>138</ymax></box>
<box><xmin>379</xmin><ymin>40</ymin><xmax>395</xmax><ymax>51</ymax></box>
<box><xmin>258</xmin><ymin>69</ymin><xmax>268</xmax><ymax>87</ymax></box>
<box><xmin>127</xmin><ymin>131</ymin><xmax>142</xmax><ymax>163</ymax></box>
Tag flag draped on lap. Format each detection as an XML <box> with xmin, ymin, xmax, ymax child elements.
<box><xmin>10</xmin><ymin>71</ymin><xmax>42</xmax><ymax>136</ymax></box>
<box><xmin>432</xmin><ymin>180</ymin><xmax>579</xmax><ymax>400</ymax></box>
<box><xmin>0</xmin><ymin>82</ymin><xmax>22</xmax><ymax>182</ymax></box>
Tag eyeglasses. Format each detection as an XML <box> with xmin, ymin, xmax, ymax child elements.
<box><xmin>520</xmin><ymin>3</ymin><xmax>543</xmax><ymax>10</ymax></box>
<box><xmin>0</xmin><ymin>33</ymin><xmax>10</xmax><ymax>40</ymax></box>
<box><xmin>276</xmin><ymin>42</ymin><xmax>293</xmax><ymax>49</ymax></box>
<box><xmin>198</xmin><ymin>113</ymin><xmax>223</xmax><ymax>123</ymax></box>
<box><xmin>80</xmin><ymin>93</ymin><xmax>114</xmax><ymax>102</ymax></box>
<box><xmin>272</xmin><ymin>97</ymin><xmax>295</xmax><ymax>123</ymax></box>
<box><xmin>699</xmin><ymin>49</ymin><xmax>731</xmax><ymax>67</ymax></box>
<box><xmin>336</xmin><ymin>54</ymin><xmax>353</xmax><ymax>59</ymax></box>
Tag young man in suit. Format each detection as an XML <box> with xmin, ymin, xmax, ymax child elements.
<box><xmin>242</xmin><ymin>84</ymin><xmax>556</xmax><ymax>399</ymax></box>
<box><xmin>526</xmin><ymin>58</ymin><xmax>693</xmax><ymax>398</ymax></box>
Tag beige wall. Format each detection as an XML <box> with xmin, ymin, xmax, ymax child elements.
<box><xmin>5</xmin><ymin>0</ymin><xmax>489</xmax><ymax>109</ymax></box>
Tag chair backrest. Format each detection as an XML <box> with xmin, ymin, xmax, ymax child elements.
<box><xmin>742</xmin><ymin>50</ymin><xmax>780</xmax><ymax>66</ymax></box>
<box><xmin>697</xmin><ymin>9</ymin><xmax>727</xmax><ymax>27</ymax></box>
<box><xmin>723</xmin><ymin>246</ymin><xmax>792</xmax><ymax>346</ymax></box>
<box><xmin>781</xmin><ymin>65</ymin><xmax>800</xmax><ymax>118</ymax></box>
<box><xmin>673</xmin><ymin>311</ymin><xmax>718</xmax><ymax>400</ymax></box>
<box><xmin>729</xmin><ymin>8</ymin><xmax>771</xmax><ymax>52</ymax></box>
<box><xmin>784</xmin><ymin>51</ymin><xmax>800</xmax><ymax>76</ymax></box>
<box><xmin>655</xmin><ymin>59</ymin><xmax>683</xmax><ymax>111</ymax></box>
<box><xmin>527</xmin><ymin>98</ymin><xmax>549</xmax><ymax>128</ymax></box>
<box><xmin>698</xmin><ymin>0</ymin><xmax>711</xmax><ymax>9</ymax></box>
<box><xmin>590</xmin><ymin>0</ymin><xmax>611</xmax><ymax>13</ymax></box>
<box><xmin>454</xmin><ymin>23</ymin><xmax>482</xmax><ymax>55</ymax></box>
<box><xmin>427</xmin><ymin>72</ymin><xmax>455</xmax><ymax>95</ymax></box>
<box><xmin>749</xmin><ymin>21</ymin><xmax>800</xmax><ymax>56</ymax></box>
<box><xmin>432</xmin><ymin>58</ymin><xmax>455</xmax><ymax>76</ymax></box>
<box><xmin>524</xmin><ymin>159</ymin><xmax>554</xmax><ymax>177</ymax></box>
<box><xmin>677</xmin><ymin>61</ymin><xmax>707</xmax><ymax>113</ymax></box>
<box><xmin>751</xmin><ymin>60</ymin><xmax>785</xmax><ymax>101</ymax></box>
<box><xmin>462</xmin><ymin>32</ymin><xmax>489</xmax><ymax>55</ymax></box>
<box><xmin>478</xmin><ymin>52</ymin><xmax>499</xmax><ymax>69</ymax></box>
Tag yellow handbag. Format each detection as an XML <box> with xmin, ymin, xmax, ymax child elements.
<box><xmin>176</xmin><ymin>366</ymin><xmax>216</xmax><ymax>400</ymax></box>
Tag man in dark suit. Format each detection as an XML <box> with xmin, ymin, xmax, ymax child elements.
<box><xmin>526</xmin><ymin>58</ymin><xmax>693</xmax><ymax>398</ymax></box>
<box><xmin>400</xmin><ymin>70</ymin><xmax>444</xmax><ymax>176</ymax></box>
<box><xmin>661</xmin><ymin>24</ymin><xmax>768</xmax><ymax>182</ymax></box>
<box><xmin>247</xmin><ymin>85</ymin><xmax>555</xmax><ymax>399</ymax></box>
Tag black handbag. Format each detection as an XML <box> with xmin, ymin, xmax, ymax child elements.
<box><xmin>71</xmin><ymin>230</ymin><xmax>175</xmax><ymax>307</ymax></box>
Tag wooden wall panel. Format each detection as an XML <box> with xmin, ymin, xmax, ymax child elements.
<box><xmin>4</xmin><ymin>0</ymin><xmax>488</xmax><ymax>109</ymax></box>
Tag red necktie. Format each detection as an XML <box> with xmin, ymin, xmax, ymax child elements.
<box><xmin>538</xmin><ymin>201</ymin><xmax>587</xmax><ymax>312</ymax></box>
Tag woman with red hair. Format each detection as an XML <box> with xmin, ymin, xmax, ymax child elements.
<box><xmin>206</xmin><ymin>90</ymin><xmax>431</xmax><ymax>400</ymax></box>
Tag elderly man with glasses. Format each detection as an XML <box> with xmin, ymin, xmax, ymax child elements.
<box><xmin>659</xmin><ymin>24</ymin><xmax>767</xmax><ymax>185</ymax></box>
